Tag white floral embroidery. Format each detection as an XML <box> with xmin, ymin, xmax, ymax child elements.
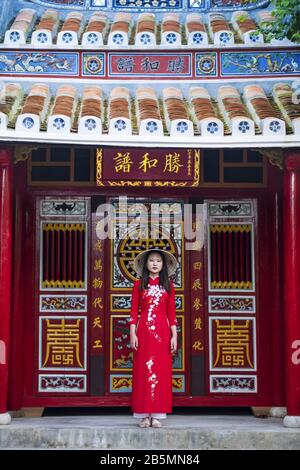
<box><xmin>144</xmin><ymin>284</ymin><xmax>166</xmax><ymax>342</ymax></box>
<box><xmin>146</xmin><ymin>356</ymin><xmax>158</xmax><ymax>400</ymax></box>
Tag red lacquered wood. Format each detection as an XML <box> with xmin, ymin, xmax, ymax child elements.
<box><xmin>240</xmin><ymin>230</ymin><xmax>245</xmax><ymax>281</ymax></box>
<box><xmin>21</xmin><ymin>394</ymin><xmax>275</xmax><ymax>408</ymax></box>
<box><xmin>0</xmin><ymin>148</ymin><xmax>13</xmax><ymax>414</ymax></box>
<box><xmin>44</xmin><ymin>229</ymin><xmax>49</xmax><ymax>282</ymax></box>
<box><xmin>245</xmin><ymin>230</ymin><xmax>250</xmax><ymax>283</ymax></box>
<box><xmin>266</xmin><ymin>162</ymin><xmax>285</xmax><ymax>406</ymax></box>
<box><xmin>79</xmin><ymin>229</ymin><xmax>83</xmax><ymax>282</ymax></box>
<box><xmin>284</xmin><ymin>151</ymin><xmax>300</xmax><ymax>416</ymax></box>
<box><xmin>234</xmin><ymin>230</ymin><xmax>239</xmax><ymax>282</ymax></box>
<box><xmin>222</xmin><ymin>229</ymin><xmax>227</xmax><ymax>282</ymax></box>
<box><xmin>212</xmin><ymin>229</ymin><xmax>217</xmax><ymax>283</ymax></box>
<box><xmin>228</xmin><ymin>230</ymin><xmax>233</xmax><ymax>282</ymax></box>
<box><xmin>8</xmin><ymin>161</ymin><xmax>27</xmax><ymax>410</ymax></box>
<box><xmin>74</xmin><ymin>228</ymin><xmax>77</xmax><ymax>281</ymax></box>
<box><xmin>56</xmin><ymin>226</ymin><xmax>60</xmax><ymax>281</ymax></box>
<box><xmin>68</xmin><ymin>228</ymin><xmax>72</xmax><ymax>282</ymax></box>
<box><xmin>62</xmin><ymin>229</ymin><xmax>67</xmax><ymax>281</ymax></box>
<box><xmin>217</xmin><ymin>231</ymin><xmax>222</xmax><ymax>281</ymax></box>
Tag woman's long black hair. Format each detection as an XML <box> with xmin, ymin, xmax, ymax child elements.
<box><xmin>138</xmin><ymin>250</ymin><xmax>171</xmax><ymax>292</ymax></box>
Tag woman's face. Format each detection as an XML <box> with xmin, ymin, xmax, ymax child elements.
<box><xmin>146</xmin><ymin>253</ymin><xmax>163</xmax><ymax>275</ymax></box>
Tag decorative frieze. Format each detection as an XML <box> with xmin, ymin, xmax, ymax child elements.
<box><xmin>208</xmin><ymin>201</ymin><xmax>253</xmax><ymax>218</ymax></box>
<box><xmin>40</xmin><ymin>199</ymin><xmax>88</xmax><ymax>217</ymax></box>
<box><xmin>38</xmin><ymin>374</ymin><xmax>87</xmax><ymax>392</ymax></box>
<box><xmin>40</xmin><ymin>295</ymin><xmax>87</xmax><ymax>312</ymax></box>
<box><xmin>209</xmin><ymin>296</ymin><xmax>256</xmax><ymax>314</ymax></box>
<box><xmin>210</xmin><ymin>375</ymin><xmax>257</xmax><ymax>393</ymax></box>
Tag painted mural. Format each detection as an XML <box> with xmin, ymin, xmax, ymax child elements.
<box><xmin>0</xmin><ymin>52</ymin><xmax>79</xmax><ymax>75</ymax></box>
<box><xmin>221</xmin><ymin>51</ymin><xmax>300</xmax><ymax>77</ymax></box>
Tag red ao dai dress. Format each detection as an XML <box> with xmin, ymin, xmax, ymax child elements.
<box><xmin>129</xmin><ymin>276</ymin><xmax>177</xmax><ymax>414</ymax></box>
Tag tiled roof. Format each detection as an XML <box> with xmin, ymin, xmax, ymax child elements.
<box><xmin>0</xmin><ymin>80</ymin><xmax>299</xmax><ymax>147</ymax></box>
<box><xmin>1</xmin><ymin>9</ymin><xmax>294</xmax><ymax>48</ymax></box>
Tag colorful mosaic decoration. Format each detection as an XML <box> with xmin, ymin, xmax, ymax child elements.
<box><xmin>172</xmin><ymin>375</ymin><xmax>185</xmax><ymax>393</ymax></box>
<box><xmin>108</xmin><ymin>53</ymin><xmax>192</xmax><ymax>78</ymax></box>
<box><xmin>112</xmin><ymin>0</ymin><xmax>182</xmax><ymax>9</ymax></box>
<box><xmin>41</xmin><ymin>200</ymin><xmax>88</xmax><ymax>217</ymax></box>
<box><xmin>175</xmin><ymin>295</ymin><xmax>184</xmax><ymax>312</ymax></box>
<box><xmin>110</xmin><ymin>374</ymin><xmax>132</xmax><ymax>392</ymax></box>
<box><xmin>0</xmin><ymin>51</ymin><xmax>298</xmax><ymax>80</ymax></box>
<box><xmin>210</xmin><ymin>375</ymin><xmax>257</xmax><ymax>393</ymax></box>
<box><xmin>38</xmin><ymin>374</ymin><xmax>87</xmax><ymax>392</ymax></box>
<box><xmin>188</xmin><ymin>0</ymin><xmax>268</xmax><ymax>9</ymax></box>
<box><xmin>109</xmin><ymin>374</ymin><xmax>185</xmax><ymax>392</ymax></box>
<box><xmin>111</xmin><ymin>294</ymin><xmax>132</xmax><ymax>312</ymax></box>
<box><xmin>29</xmin><ymin>0</ymin><xmax>85</xmax><ymax>6</ymax></box>
<box><xmin>209</xmin><ymin>317</ymin><xmax>256</xmax><ymax>371</ymax></box>
<box><xmin>0</xmin><ymin>52</ymin><xmax>79</xmax><ymax>76</ymax></box>
<box><xmin>27</xmin><ymin>0</ymin><xmax>270</xmax><ymax>10</ymax></box>
<box><xmin>82</xmin><ymin>54</ymin><xmax>105</xmax><ymax>76</ymax></box>
<box><xmin>209</xmin><ymin>296</ymin><xmax>256</xmax><ymax>313</ymax></box>
<box><xmin>208</xmin><ymin>202</ymin><xmax>253</xmax><ymax>217</ymax></box>
<box><xmin>39</xmin><ymin>316</ymin><xmax>87</xmax><ymax>370</ymax></box>
<box><xmin>221</xmin><ymin>52</ymin><xmax>300</xmax><ymax>77</ymax></box>
<box><xmin>195</xmin><ymin>53</ymin><xmax>217</xmax><ymax>76</ymax></box>
<box><xmin>40</xmin><ymin>295</ymin><xmax>87</xmax><ymax>312</ymax></box>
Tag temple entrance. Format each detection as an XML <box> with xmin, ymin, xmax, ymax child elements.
<box><xmin>20</xmin><ymin>190</ymin><xmax>277</xmax><ymax>407</ymax></box>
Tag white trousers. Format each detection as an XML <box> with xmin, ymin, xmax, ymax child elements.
<box><xmin>133</xmin><ymin>413</ymin><xmax>167</xmax><ymax>419</ymax></box>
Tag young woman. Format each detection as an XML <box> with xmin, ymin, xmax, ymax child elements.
<box><xmin>129</xmin><ymin>248</ymin><xmax>178</xmax><ymax>428</ymax></box>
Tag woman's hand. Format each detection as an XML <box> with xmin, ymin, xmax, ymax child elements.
<box><xmin>170</xmin><ymin>335</ymin><xmax>177</xmax><ymax>353</ymax></box>
<box><xmin>130</xmin><ymin>334</ymin><xmax>138</xmax><ymax>350</ymax></box>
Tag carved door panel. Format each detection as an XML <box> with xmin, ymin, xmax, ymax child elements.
<box><xmin>106</xmin><ymin>197</ymin><xmax>188</xmax><ymax>396</ymax></box>
<box><xmin>35</xmin><ymin>197</ymin><xmax>91</xmax><ymax>396</ymax></box>
<box><xmin>204</xmin><ymin>200</ymin><xmax>258</xmax><ymax>396</ymax></box>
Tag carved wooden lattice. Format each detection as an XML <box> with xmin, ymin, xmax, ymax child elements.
<box><xmin>41</xmin><ymin>223</ymin><xmax>86</xmax><ymax>289</ymax></box>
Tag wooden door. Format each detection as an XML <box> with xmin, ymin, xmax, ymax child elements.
<box><xmin>105</xmin><ymin>196</ymin><xmax>189</xmax><ymax>397</ymax></box>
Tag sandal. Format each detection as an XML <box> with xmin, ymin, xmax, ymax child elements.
<box><xmin>139</xmin><ymin>417</ymin><xmax>151</xmax><ymax>428</ymax></box>
<box><xmin>151</xmin><ymin>418</ymin><xmax>162</xmax><ymax>428</ymax></box>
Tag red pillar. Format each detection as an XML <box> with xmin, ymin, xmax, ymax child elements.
<box><xmin>283</xmin><ymin>150</ymin><xmax>300</xmax><ymax>427</ymax></box>
<box><xmin>0</xmin><ymin>148</ymin><xmax>13</xmax><ymax>424</ymax></box>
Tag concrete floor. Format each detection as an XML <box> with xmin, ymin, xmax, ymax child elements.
<box><xmin>0</xmin><ymin>413</ymin><xmax>300</xmax><ymax>449</ymax></box>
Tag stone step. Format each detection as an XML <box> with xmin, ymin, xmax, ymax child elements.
<box><xmin>0</xmin><ymin>415</ymin><xmax>300</xmax><ymax>450</ymax></box>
